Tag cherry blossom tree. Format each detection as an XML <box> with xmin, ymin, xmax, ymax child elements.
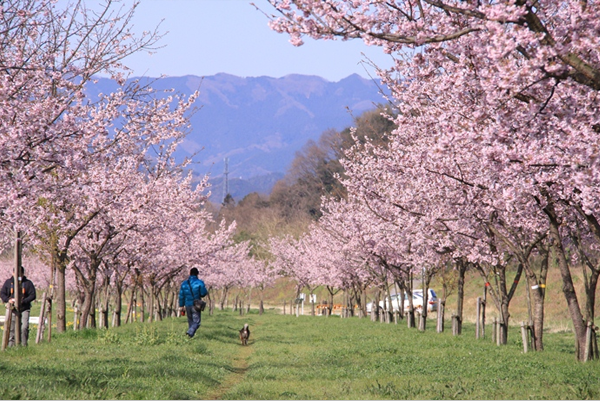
<box><xmin>266</xmin><ymin>0</ymin><xmax>600</xmax><ymax>359</ymax></box>
<box><xmin>0</xmin><ymin>0</ymin><xmax>169</xmax><ymax>331</ymax></box>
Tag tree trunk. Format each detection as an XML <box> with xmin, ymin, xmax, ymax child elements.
<box><xmin>523</xmin><ymin>248</ymin><xmax>549</xmax><ymax>351</ymax></box>
<box><xmin>139</xmin><ymin>287</ymin><xmax>145</xmax><ymax>323</ymax></box>
<box><xmin>455</xmin><ymin>260</ymin><xmax>467</xmax><ymax>335</ymax></box>
<box><xmin>544</xmin><ymin>204</ymin><xmax>587</xmax><ymax>360</ymax></box>
<box><xmin>89</xmin><ymin>292</ymin><xmax>97</xmax><ymax>329</ymax></box>
<box><xmin>55</xmin><ymin>259</ymin><xmax>67</xmax><ymax>333</ymax></box>
<box><xmin>405</xmin><ymin>284</ymin><xmax>415</xmax><ymax>328</ymax></box>
<box><xmin>78</xmin><ymin>284</ymin><xmax>94</xmax><ymax>330</ymax></box>
<box><xmin>220</xmin><ymin>288</ymin><xmax>228</xmax><ymax>311</ymax></box>
<box><xmin>114</xmin><ymin>281</ymin><xmax>122</xmax><ymax>327</ymax></box>
<box><xmin>99</xmin><ymin>276</ymin><xmax>110</xmax><ymax>329</ymax></box>
<box><xmin>125</xmin><ymin>285</ymin><xmax>136</xmax><ymax>324</ymax></box>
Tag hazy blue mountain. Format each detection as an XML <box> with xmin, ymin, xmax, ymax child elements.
<box><xmin>91</xmin><ymin>73</ymin><xmax>385</xmax><ymax>201</ymax></box>
<box><xmin>207</xmin><ymin>172</ymin><xmax>285</xmax><ymax>204</ymax></box>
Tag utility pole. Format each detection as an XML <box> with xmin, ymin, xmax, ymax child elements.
<box><xmin>223</xmin><ymin>157</ymin><xmax>229</xmax><ymax>203</ymax></box>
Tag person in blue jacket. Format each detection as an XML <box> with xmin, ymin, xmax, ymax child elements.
<box><xmin>179</xmin><ymin>267</ymin><xmax>208</xmax><ymax>338</ymax></box>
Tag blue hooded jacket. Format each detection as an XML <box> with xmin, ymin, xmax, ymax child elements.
<box><xmin>179</xmin><ymin>275</ymin><xmax>208</xmax><ymax>307</ymax></box>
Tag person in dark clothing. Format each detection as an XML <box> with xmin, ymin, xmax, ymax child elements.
<box><xmin>178</xmin><ymin>267</ymin><xmax>207</xmax><ymax>338</ymax></box>
<box><xmin>1</xmin><ymin>267</ymin><xmax>36</xmax><ymax>346</ymax></box>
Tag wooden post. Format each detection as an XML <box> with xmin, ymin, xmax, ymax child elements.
<box><xmin>13</xmin><ymin>232</ymin><xmax>22</xmax><ymax>346</ymax></box>
<box><xmin>593</xmin><ymin>327</ymin><xmax>599</xmax><ymax>360</ymax></box>
<box><xmin>73</xmin><ymin>304</ymin><xmax>79</xmax><ymax>331</ymax></box>
<box><xmin>436</xmin><ymin>299</ymin><xmax>444</xmax><ymax>333</ymax></box>
<box><xmin>476</xmin><ymin>297</ymin><xmax>481</xmax><ymax>339</ymax></box>
<box><xmin>407</xmin><ymin>310</ymin><xmax>416</xmax><ymax>328</ymax></box>
<box><xmin>497</xmin><ymin>319</ymin><xmax>502</xmax><ymax>346</ymax></box>
<box><xmin>451</xmin><ymin>314</ymin><xmax>458</xmax><ymax>336</ymax></box>
<box><xmin>35</xmin><ymin>291</ymin><xmax>47</xmax><ymax>344</ymax></box>
<box><xmin>2</xmin><ymin>307</ymin><xmax>13</xmax><ymax>351</ymax></box>
<box><xmin>283</xmin><ymin>301</ymin><xmax>286</xmax><ymax>315</ymax></box>
<box><xmin>482</xmin><ymin>286</ymin><xmax>487</xmax><ymax>339</ymax></box>
<box><xmin>418</xmin><ymin>312</ymin><xmax>426</xmax><ymax>332</ymax></box>
<box><xmin>46</xmin><ymin>297</ymin><xmax>52</xmax><ymax>343</ymax></box>
<box><xmin>492</xmin><ymin>318</ymin><xmax>497</xmax><ymax>344</ymax></box>
<box><xmin>521</xmin><ymin>322</ymin><xmax>529</xmax><ymax>353</ymax></box>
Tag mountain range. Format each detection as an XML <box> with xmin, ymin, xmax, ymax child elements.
<box><xmin>92</xmin><ymin>73</ymin><xmax>386</xmax><ymax>202</ymax></box>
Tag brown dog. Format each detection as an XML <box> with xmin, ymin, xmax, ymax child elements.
<box><xmin>239</xmin><ymin>323</ymin><xmax>250</xmax><ymax>346</ymax></box>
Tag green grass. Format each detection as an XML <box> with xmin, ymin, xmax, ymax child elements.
<box><xmin>1</xmin><ymin>310</ymin><xmax>599</xmax><ymax>399</ymax></box>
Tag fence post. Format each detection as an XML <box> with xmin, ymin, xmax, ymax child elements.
<box><xmin>492</xmin><ymin>318</ymin><xmax>497</xmax><ymax>344</ymax></box>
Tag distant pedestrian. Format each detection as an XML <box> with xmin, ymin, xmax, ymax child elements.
<box><xmin>179</xmin><ymin>267</ymin><xmax>207</xmax><ymax>338</ymax></box>
<box><xmin>1</xmin><ymin>267</ymin><xmax>36</xmax><ymax>346</ymax></box>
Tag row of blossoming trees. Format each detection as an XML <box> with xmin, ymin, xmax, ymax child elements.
<box><xmin>265</xmin><ymin>0</ymin><xmax>600</xmax><ymax>361</ymax></box>
<box><xmin>0</xmin><ymin>0</ymin><xmax>270</xmax><ymax>336</ymax></box>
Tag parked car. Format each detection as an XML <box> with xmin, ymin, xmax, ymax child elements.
<box><xmin>366</xmin><ymin>289</ymin><xmax>438</xmax><ymax>313</ymax></box>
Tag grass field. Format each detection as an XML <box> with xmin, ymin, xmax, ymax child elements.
<box><xmin>0</xmin><ymin>309</ymin><xmax>599</xmax><ymax>400</ymax></box>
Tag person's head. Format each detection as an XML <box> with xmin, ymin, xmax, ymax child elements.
<box><xmin>190</xmin><ymin>267</ymin><xmax>199</xmax><ymax>277</ymax></box>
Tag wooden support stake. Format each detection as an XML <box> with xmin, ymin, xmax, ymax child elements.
<box><xmin>2</xmin><ymin>307</ymin><xmax>13</xmax><ymax>351</ymax></box>
<box><xmin>46</xmin><ymin>297</ymin><xmax>52</xmax><ymax>343</ymax></box>
<box><xmin>36</xmin><ymin>291</ymin><xmax>47</xmax><ymax>344</ymax></box>
<box><xmin>13</xmin><ymin>232</ymin><xmax>22</xmax><ymax>346</ymax></box>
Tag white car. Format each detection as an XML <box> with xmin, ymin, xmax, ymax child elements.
<box><xmin>366</xmin><ymin>289</ymin><xmax>438</xmax><ymax>313</ymax></box>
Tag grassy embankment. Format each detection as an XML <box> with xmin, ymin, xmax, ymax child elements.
<box><xmin>1</xmin><ymin>308</ymin><xmax>599</xmax><ymax>400</ymax></box>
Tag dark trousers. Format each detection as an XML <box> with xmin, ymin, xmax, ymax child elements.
<box><xmin>185</xmin><ymin>306</ymin><xmax>201</xmax><ymax>337</ymax></box>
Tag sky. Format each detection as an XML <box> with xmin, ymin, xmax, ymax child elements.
<box><xmin>121</xmin><ymin>0</ymin><xmax>394</xmax><ymax>82</ymax></box>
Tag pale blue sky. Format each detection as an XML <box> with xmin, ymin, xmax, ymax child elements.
<box><xmin>122</xmin><ymin>0</ymin><xmax>394</xmax><ymax>81</ymax></box>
